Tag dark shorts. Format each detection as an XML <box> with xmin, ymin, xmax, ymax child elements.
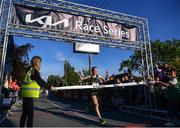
<box><xmin>90</xmin><ymin>89</ymin><xmax>99</xmax><ymax>96</ymax></box>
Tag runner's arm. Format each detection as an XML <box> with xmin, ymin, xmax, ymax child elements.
<box><xmin>155</xmin><ymin>81</ymin><xmax>170</xmax><ymax>87</ymax></box>
<box><xmin>31</xmin><ymin>69</ymin><xmax>50</xmax><ymax>89</ymax></box>
<box><xmin>79</xmin><ymin>75</ymin><xmax>91</xmax><ymax>81</ymax></box>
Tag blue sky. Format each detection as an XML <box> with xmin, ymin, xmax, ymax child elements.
<box><xmin>14</xmin><ymin>0</ymin><xmax>180</xmax><ymax>79</ymax></box>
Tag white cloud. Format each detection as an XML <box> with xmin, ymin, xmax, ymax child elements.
<box><xmin>41</xmin><ymin>63</ymin><xmax>64</xmax><ymax>81</ymax></box>
<box><xmin>37</xmin><ymin>52</ymin><xmax>89</xmax><ymax>79</ymax></box>
<box><xmin>55</xmin><ymin>52</ymin><xmax>67</xmax><ymax>62</ymax></box>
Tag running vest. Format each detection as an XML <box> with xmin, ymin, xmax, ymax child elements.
<box><xmin>91</xmin><ymin>75</ymin><xmax>100</xmax><ymax>85</ymax></box>
<box><xmin>21</xmin><ymin>69</ymin><xmax>40</xmax><ymax>98</ymax></box>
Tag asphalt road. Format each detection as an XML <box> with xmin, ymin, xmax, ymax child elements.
<box><xmin>0</xmin><ymin>94</ymin><xmax>164</xmax><ymax>127</ymax></box>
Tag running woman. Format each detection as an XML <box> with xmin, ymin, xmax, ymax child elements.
<box><xmin>79</xmin><ymin>66</ymin><xmax>107</xmax><ymax>126</ymax></box>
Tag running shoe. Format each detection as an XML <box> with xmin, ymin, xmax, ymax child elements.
<box><xmin>99</xmin><ymin>119</ymin><xmax>107</xmax><ymax>126</ymax></box>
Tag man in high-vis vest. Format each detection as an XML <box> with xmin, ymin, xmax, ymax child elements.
<box><xmin>20</xmin><ymin>56</ymin><xmax>49</xmax><ymax>127</ymax></box>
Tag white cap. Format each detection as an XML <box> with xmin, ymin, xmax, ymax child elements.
<box><xmin>168</xmin><ymin>78</ymin><xmax>178</xmax><ymax>85</ymax></box>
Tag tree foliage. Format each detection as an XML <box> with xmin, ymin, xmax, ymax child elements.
<box><xmin>119</xmin><ymin>51</ymin><xmax>142</xmax><ymax>73</ymax></box>
<box><xmin>119</xmin><ymin>39</ymin><xmax>180</xmax><ymax>79</ymax></box>
<box><xmin>47</xmin><ymin>75</ymin><xmax>63</xmax><ymax>87</ymax></box>
<box><xmin>47</xmin><ymin>61</ymin><xmax>80</xmax><ymax>86</ymax></box>
<box><xmin>64</xmin><ymin>61</ymin><xmax>79</xmax><ymax>86</ymax></box>
<box><xmin>151</xmin><ymin>39</ymin><xmax>180</xmax><ymax>64</ymax></box>
<box><xmin>13</xmin><ymin>43</ymin><xmax>34</xmax><ymax>81</ymax></box>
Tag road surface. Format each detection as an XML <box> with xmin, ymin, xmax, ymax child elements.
<box><xmin>0</xmin><ymin>94</ymin><xmax>164</xmax><ymax>127</ymax></box>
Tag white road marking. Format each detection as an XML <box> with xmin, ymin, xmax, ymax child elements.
<box><xmin>46</xmin><ymin>99</ymin><xmax>97</xmax><ymax>122</ymax></box>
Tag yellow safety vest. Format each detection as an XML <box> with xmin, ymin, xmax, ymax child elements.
<box><xmin>21</xmin><ymin>69</ymin><xmax>40</xmax><ymax>98</ymax></box>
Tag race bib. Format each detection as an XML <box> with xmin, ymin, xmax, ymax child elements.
<box><xmin>92</xmin><ymin>82</ymin><xmax>100</xmax><ymax>88</ymax></box>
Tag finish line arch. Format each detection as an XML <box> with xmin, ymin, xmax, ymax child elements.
<box><xmin>0</xmin><ymin>0</ymin><xmax>155</xmax><ymax>108</ymax></box>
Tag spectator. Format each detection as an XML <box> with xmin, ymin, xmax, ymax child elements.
<box><xmin>115</xmin><ymin>78</ymin><xmax>121</xmax><ymax>84</ymax></box>
<box><xmin>155</xmin><ymin>64</ymin><xmax>165</xmax><ymax>81</ymax></box>
<box><xmin>10</xmin><ymin>78</ymin><xmax>20</xmax><ymax>91</ymax></box>
<box><xmin>109</xmin><ymin>75</ymin><xmax>115</xmax><ymax>84</ymax></box>
<box><xmin>121</xmin><ymin>76</ymin><xmax>125</xmax><ymax>83</ymax></box>
<box><xmin>105</xmin><ymin>70</ymin><xmax>109</xmax><ymax>81</ymax></box>
<box><xmin>156</xmin><ymin>68</ymin><xmax>180</xmax><ymax>126</ymax></box>
<box><xmin>124</xmin><ymin>75</ymin><xmax>131</xmax><ymax>83</ymax></box>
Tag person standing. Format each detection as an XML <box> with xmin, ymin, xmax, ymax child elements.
<box><xmin>156</xmin><ymin>68</ymin><xmax>180</xmax><ymax>126</ymax></box>
<box><xmin>79</xmin><ymin>66</ymin><xmax>107</xmax><ymax>126</ymax></box>
<box><xmin>20</xmin><ymin>56</ymin><xmax>49</xmax><ymax>127</ymax></box>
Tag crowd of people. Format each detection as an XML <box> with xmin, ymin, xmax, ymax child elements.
<box><xmin>55</xmin><ymin>63</ymin><xmax>180</xmax><ymax>126</ymax></box>
<box><xmin>154</xmin><ymin>63</ymin><xmax>180</xmax><ymax>126</ymax></box>
<box><xmin>154</xmin><ymin>63</ymin><xmax>178</xmax><ymax>108</ymax></box>
<box><xmin>154</xmin><ymin>63</ymin><xmax>175</xmax><ymax>82</ymax></box>
<box><xmin>1</xmin><ymin>59</ymin><xmax>179</xmax><ymax>126</ymax></box>
<box><xmin>79</xmin><ymin>69</ymin><xmax>136</xmax><ymax>86</ymax></box>
<box><xmin>56</xmin><ymin>68</ymin><xmax>144</xmax><ymax>109</ymax></box>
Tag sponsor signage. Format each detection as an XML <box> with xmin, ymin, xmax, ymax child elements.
<box><xmin>12</xmin><ymin>5</ymin><xmax>137</xmax><ymax>42</ymax></box>
<box><xmin>74</xmin><ymin>43</ymin><xmax>100</xmax><ymax>54</ymax></box>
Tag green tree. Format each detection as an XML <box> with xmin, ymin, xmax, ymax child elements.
<box><xmin>64</xmin><ymin>61</ymin><xmax>79</xmax><ymax>86</ymax></box>
<box><xmin>151</xmin><ymin>39</ymin><xmax>180</xmax><ymax>79</ymax></box>
<box><xmin>173</xmin><ymin>58</ymin><xmax>180</xmax><ymax>80</ymax></box>
<box><xmin>13</xmin><ymin>43</ymin><xmax>33</xmax><ymax>81</ymax></box>
<box><xmin>119</xmin><ymin>51</ymin><xmax>142</xmax><ymax>73</ymax></box>
<box><xmin>151</xmin><ymin>39</ymin><xmax>180</xmax><ymax>64</ymax></box>
<box><xmin>47</xmin><ymin>75</ymin><xmax>63</xmax><ymax>87</ymax></box>
<box><xmin>119</xmin><ymin>39</ymin><xmax>180</xmax><ymax>79</ymax></box>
